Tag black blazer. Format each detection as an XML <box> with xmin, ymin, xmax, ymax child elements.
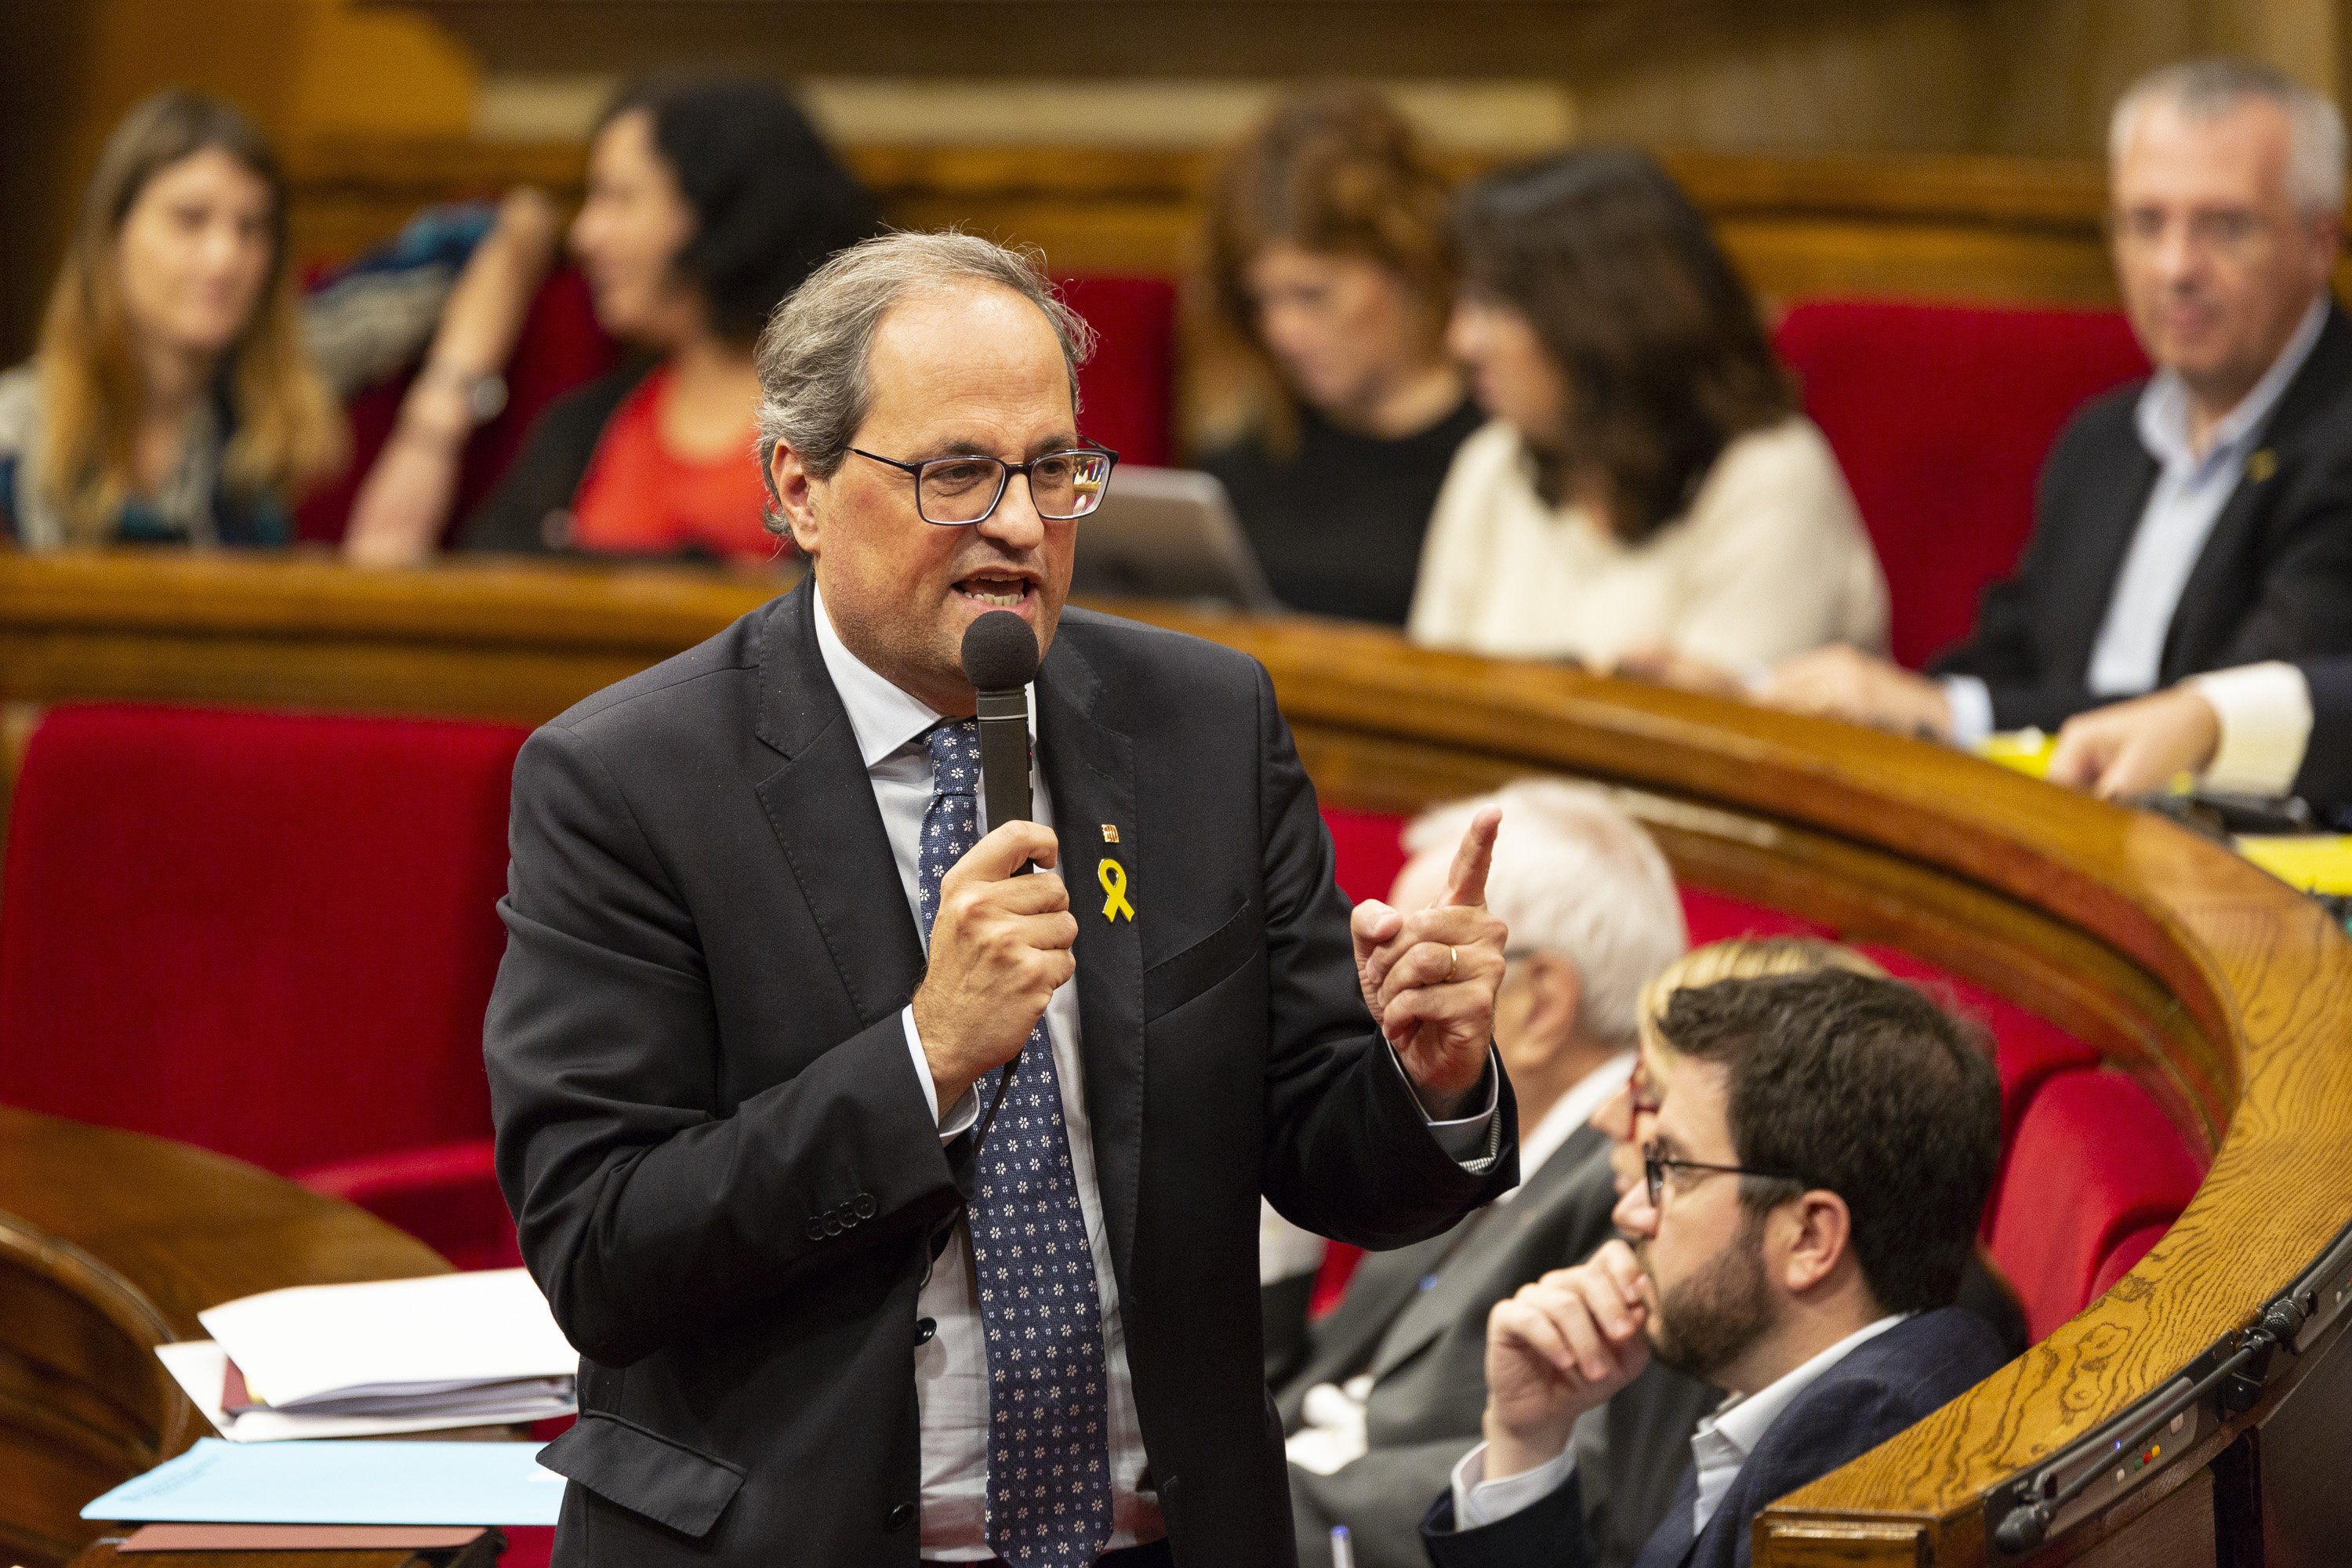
<box><xmin>458</xmin><ymin>361</ymin><xmax>650</xmax><ymax>554</ymax></box>
<box><xmin>1932</xmin><ymin>302</ymin><xmax>2352</xmax><ymax>732</ymax></box>
<box><xmin>2291</xmin><ymin>657</ymin><xmax>2352</xmax><ymax>819</ymax></box>
<box><xmin>485</xmin><ymin>581</ymin><xmax>1517</xmax><ymax>1566</ymax></box>
<box><xmin>1418</xmin><ymin>1307</ymin><xmax>2005</xmax><ymax>1568</ymax></box>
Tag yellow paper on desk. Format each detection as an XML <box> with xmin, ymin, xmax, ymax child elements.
<box><xmin>1978</xmin><ymin>730</ymin><xmax>2055</xmax><ymax>779</ymax></box>
<box><xmin>2236</xmin><ymin>835</ymin><xmax>2352</xmax><ymax>895</ymax></box>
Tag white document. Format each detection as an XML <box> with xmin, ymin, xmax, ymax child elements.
<box><xmin>197</xmin><ymin>1269</ymin><xmax>576</xmax><ymax>1411</ymax></box>
<box><xmin>158</xmin><ymin>1341</ymin><xmax>575</xmax><ymax>1442</ymax></box>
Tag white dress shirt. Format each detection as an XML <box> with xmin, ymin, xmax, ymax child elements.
<box><xmin>1446</xmin><ymin>1313</ymin><xmax>1911</xmax><ymax>1536</ymax></box>
<box><xmin>1944</xmin><ymin>296</ymin><xmax>2328</xmax><ymax>748</ymax></box>
<box><xmin>810</xmin><ymin>586</ymin><xmax>1499</xmax><ymax>1556</ymax></box>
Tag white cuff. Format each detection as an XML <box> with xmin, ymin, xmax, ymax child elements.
<box><xmin>901</xmin><ymin>1004</ymin><xmax>979</xmax><ymax>1141</ymax></box>
<box><xmin>2187</xmin><ymin>662</ymin><xmax>2314</xmax><ymax>796</ymax></box>
<box><xmin>1388</xmin><ymin>1043</ymin><xmax>1503</xmax><ymax>1168</ymax></box>
<box><xmin>1942</xmin><ymin>676</ymin><xmax>1996</xmax><ymax>750</ymax></box>
<box><xmin>1448</xmin><ymin>1439</ymin><xmax>1577</xmax><ymax>1530</ymax></box>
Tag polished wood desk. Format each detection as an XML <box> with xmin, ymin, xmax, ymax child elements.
<box><xmin>2</xmin><ymin>550</ymin><xmax>2347</xmax><ymax>1565</ymax></box>
<box><xmin>0</xmin><ymin>1106</ymin><xmax>454</xmax><ymax>1568</ymax></box>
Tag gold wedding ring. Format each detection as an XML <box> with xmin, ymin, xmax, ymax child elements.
<box><xmin>1445</xmin><ymin>946</ymin><xmax>1459</xmax><ymax>982</ymax></box>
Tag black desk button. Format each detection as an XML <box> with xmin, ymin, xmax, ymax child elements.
<box><xmin>885</xmin><ymin>1501</ymin><xmax>915</xmax><ymax>1532</ymax></box>
<box><xmin>914</xmin><ymin>1316</ymin><xmax>937</xmax><ymax>1345</ymax></box>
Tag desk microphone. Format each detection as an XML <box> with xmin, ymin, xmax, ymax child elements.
<box><xmin>960</xmin><ymin>611</ymin><xmax>1039</xmax><ymax>865</ymax></box>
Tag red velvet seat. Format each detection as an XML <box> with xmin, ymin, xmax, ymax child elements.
<box><xmin>0</xmin><ymin>704</ymin><xmax>525</xmax><ymax>1264</ymax></box>
<box><xmin>296</xmin><ymin>269</ymin><xmax>1177</xmax><ymax>543</ymax></box>
<box><xmin>1982</xmin><ymin>1067</ymin><xmax>2205</xmax><ymax>1341</ymax></box>
<box><xmin>1772</xmin><ymin>301</ymin><xmax>2149</xmax><ymax>670</ymax></box>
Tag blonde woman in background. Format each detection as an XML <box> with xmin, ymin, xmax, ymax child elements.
<box><xmin>0</xmin><ymin>89</ymin><xmax>554</xmax><ymax>556</ymax></box>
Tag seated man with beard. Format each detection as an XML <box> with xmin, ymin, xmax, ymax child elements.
<box><xmin>1422</xmin><ymin>969</ymin><xmax>2005</xmax><ymax>1568</ymax></box>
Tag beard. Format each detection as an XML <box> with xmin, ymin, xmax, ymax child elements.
<box><xmin>1639</xmin><ymin>1219</ymin><xmax>1774</xmax><ymax>1382</ymax></box>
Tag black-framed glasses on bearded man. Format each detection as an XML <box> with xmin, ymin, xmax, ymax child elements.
<box><xmin>1642</xmin><ymin>1140</ymin><xmax>1804</xmax><ymax>1211</ymax></box>
<box><xmin>849</xmin><ymin>445</ymin><xmax>1119</xmax><ymax>525</ymax></box>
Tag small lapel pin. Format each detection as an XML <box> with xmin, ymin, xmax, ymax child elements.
<box><xmin>1101</xmin><ymin>823</ymin><xmax>1120</xmax><ymax>844</ymax></box>
<box><xmin>1098</xmin><ymin>858</ymin><xmax>1134</xmax><ymax>922</ymax></box>
<box><xmin>2249</xmin><ymin>448</ymin><xmax>2278</xmax><ymax>483</ymax></box>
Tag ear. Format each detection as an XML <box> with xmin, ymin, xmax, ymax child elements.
<box><xmin>770</xmin><ymin>444</ymin><xmax>822</xmax><ymax>556</ymax></box>
<box><xmin>1772</xmin><ymin>1189</ymin><xmax>1854</xmax><ymax>1297</ymax></box>
<box><xmin>1517</xmin><ymin>953</ymin><xmax>1584</xmax><ymax>1047</ymax></box>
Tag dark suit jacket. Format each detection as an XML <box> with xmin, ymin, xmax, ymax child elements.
<box><xmin>1932</xmin><ymin>301</ymin><xmax>2352</xmax><ymax>732</ymax></box>
<box><xmin>485</xmin><ymin>582</ymin><xmax>1518</xmax><ymax>1566</ymax></box>
<box><xmin>1282</xmin><ymin>1125</ymin><xmax>1625</xmax><ymax>1568</ymax></box>
<box><xmin>2292</xmin><ymin>658</ymin><xmax>2352</xmax><ymax>819</ymax></box>
<box><xmin>1418</xmin><ymin>1307</ymin><xmax>2005</xmax><ymax>1568</ymax></box>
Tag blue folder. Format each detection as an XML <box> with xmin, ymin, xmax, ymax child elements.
<box><xmin>81</xmin><ymin>1439</ymin><xmax>564</xmax><ymax>1526</ymax></box>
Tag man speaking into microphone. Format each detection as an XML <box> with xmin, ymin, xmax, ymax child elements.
<box><xmin>485</xmin><ymin>230</ymin><xmax>1517</xmax><ymax>1568</ymax></box>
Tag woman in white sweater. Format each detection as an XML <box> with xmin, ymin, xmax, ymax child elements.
<box><xmin>1407</xmin><ymin>149</ymin><xmax>1886</xmax><ymax>679</ymax></box>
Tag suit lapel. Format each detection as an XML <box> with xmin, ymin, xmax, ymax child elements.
<box><xmin>1632</xmin><ymin>1464</ymin><xmax>1700</xmax><ymax>1568</ymax></box>
<box><xmin>2056</xmin><ymin>442</ymin><xmax>2160</xmax><ymax>682</ymax></box>
<box><xmin>750</xmin><ymin>583</ymin><xmax>927</xmax><ymax>1029</ymax></box>
<box><xmin>1368</xmin><ymin>1125</ymin><xmax>1610</xmax><ymax>1381</ymax></box>
<box><xmin>1035</xmin><ymin>635</ymin><xmax>1146</xmax><ymax>1292</ymax></box>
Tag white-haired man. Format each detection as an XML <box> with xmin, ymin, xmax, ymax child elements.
<box><xmin>1765</xmin><ymin>58</ymin><xmax>2352</xmax><ymax>740</ymax></box>
<box><xmin>1275</xmin><ymin>780</ymin><xmax>1688</xmax><ymax>1568</ymax></box>
<box><xmin>486</xmin><ymin>230</ymin><xmax>1519</xmax><ymax>1568</ymax></box>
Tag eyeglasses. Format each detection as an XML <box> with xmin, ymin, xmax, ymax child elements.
<box><xmin>1642</xmin><ymin>1140</ymin><xmax>1803</xmax><ymax>1211</ymax></box>
<box><xmin>850</xmin><ymin>445</ymin><xmax>1118</xmax><ymax>526</ymax></box>
<box><xmin>2109</xmin><ymin>205</ymin><xmax>2276</xmax><ymax>260</ymax></box>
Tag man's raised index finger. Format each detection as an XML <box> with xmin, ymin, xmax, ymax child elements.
<box><xmin>1442</xmin><ymin>805</ymin><xmax>1502</xmax><ymax>908</ymax></box>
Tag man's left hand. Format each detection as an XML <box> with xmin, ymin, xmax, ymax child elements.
<box><xmin>1348</xmin><ymin>805</ymin><xmax>1508</xmax><ymax>1116</ymax></box>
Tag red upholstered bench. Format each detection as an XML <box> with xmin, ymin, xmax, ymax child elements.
<box><xmin>1772</xmin><ymin>301</ymin><xmax>2149</xmax><ymax>670</ymax></box>
<box><xmin>296</xmin><ymin>269</ymin><xmax>1177</xmax><ymax>544</ymax></box>
<box><xmin>0</xmin><ymin>704</ymin><xmax>526</xmax><ymax>1265</ymax></box>
<box><xmin>1302</xmin><ymin>805</ymin><xmax>2204</xmax><ymax>1338</ymax></box>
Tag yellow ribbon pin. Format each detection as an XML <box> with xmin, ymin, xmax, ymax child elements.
<box><xmin>1098</xmin><ymin>857</ymin><xmax>1135</xmax><ymax>922</ymax></box>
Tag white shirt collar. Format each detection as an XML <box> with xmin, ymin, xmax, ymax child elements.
<box><xmin>1497</xmin><ymin>1052</ymin><xmax>1633</xmax><ymax>1204</ymax></box>
<box><xmin>2136</xmin><ymin>292</ymin><xmax>2328</xmax><ymax>471</ymax></box>
<box><xmin>1686</xmin><ymin>1312</ymin><xmax>1912</xmax><ymax>1537</ymax></box>
<box><xmin>809</xmin><ymin>580</ymin><xmax>1036</xmax><ymax>770</ymax></box>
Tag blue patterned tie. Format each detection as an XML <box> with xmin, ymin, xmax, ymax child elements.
<box><xmin>917</xmin><ymin>720</ymin><xmax>1112</xmax><ymax>1566</ymax></box>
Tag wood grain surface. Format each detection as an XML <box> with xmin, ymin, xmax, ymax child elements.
<box><xmin>2</xmin><ymin>550</ymin><xmax>2347</xmax><ymax>1564</ymax></box>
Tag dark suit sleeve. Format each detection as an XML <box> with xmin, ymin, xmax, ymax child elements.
<box><xmin>2295</xmin><ymin>657</ymin><xmax>2352</xmax><ymax>817</ymax></box>
<box><xmin>485</xmin><ymin>722</ymin><xmax>962</xmax><ymax>1368</ymax></box>
<box><xmin>1247</xmin><ymin>661</ymin><xmax>1518</xmax><ymax>1250</ymax></box>
<box><xmin>1419</xmin><ymin>1468</ymin><xmax>1596</xmax><ymax>1568</ymax></box>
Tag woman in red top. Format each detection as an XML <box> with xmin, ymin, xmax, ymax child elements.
<box><xmin>460</xmin><ymin>78</ymin><xmax>877</xmax><ymax>564</ymax></box>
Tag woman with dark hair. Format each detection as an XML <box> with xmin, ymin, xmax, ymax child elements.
<box><xmin>454</xmin><ymin>76</ymin><xmax>878</xmax><ymax>564</ymax></box>
<box><xmin>1407</xmin><ymin>149</ymin><xmax>1885</xmax><ymax>677</ymax></box>
<box><xmin>1189</xmin><ymin>87</ymin><xmax>1479</xmax><ymax>626</ymax></box>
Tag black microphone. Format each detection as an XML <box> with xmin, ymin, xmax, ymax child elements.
<box><xmin>960</xmin><ymin>612</ymin><xmax>1040</xmax><ymax>867</ymax></box>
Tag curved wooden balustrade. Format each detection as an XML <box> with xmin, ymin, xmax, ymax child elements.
<box><xmin>0</xmin><ymin>1106</ymin><xmax>450</xmax><ymax>1568</ymax></box>
<box><xmin>2</xmin><ymin>548</ymin><xmax>2349</xmax><ymax>1564</ymax></box>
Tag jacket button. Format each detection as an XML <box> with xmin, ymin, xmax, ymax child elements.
<box><xmin>854</xmin><ymin>1192</ymin><xmax>877</xmax><ymax>1220</ymax></box>
<box><xmin>915</xmin><ymin>1316</ymin><xmax>937</xmax><ymax>1345</ymax></box>
<box><xmin>885</xmin><ymin>1501</ymin><xmax>915</xmax><ymax>1532</ymax></box>
<box><xmin>804</xmin><ymin>1218</ymin><xmax>825</xmax><ymax>1242</ymax></box>
<box><xmin>823</xmin><ymin>1213</ymin><xmax>844</xmax><ymax>1236</ymax></box>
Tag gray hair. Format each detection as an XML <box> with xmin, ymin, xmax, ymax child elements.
<box><xmin>752</xmin><ymin>230</ymin><xmax>1097</xmax><ymax>528</ymax></box>
<box><xmin>1401</xmin><ymin>779</ymin><xmax>1687</xmax><ymax>1048</ymax></box>
<box><xmin>2110</xmin><ymin>57</ymin><xmax>2347</xmax><ymax>216</ymax></box>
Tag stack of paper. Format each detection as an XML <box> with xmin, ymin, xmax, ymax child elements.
<box><xmin>160</xmin><ymin>1269</ymin><xmax>578</xmax><ymax>1441</ymax></box>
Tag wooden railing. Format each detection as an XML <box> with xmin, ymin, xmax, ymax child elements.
<box><xmin>3</xmin><ymin>548</ymin><xmax>2349</xmax><ymax>1564</ymax></box>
